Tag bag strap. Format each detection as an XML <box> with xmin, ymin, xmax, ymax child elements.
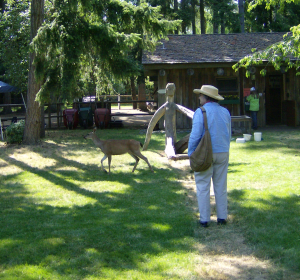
<box><xmin>200</xmin><ymin>106</ymin><xmax>208</xmax><ymax>131</ymax></box>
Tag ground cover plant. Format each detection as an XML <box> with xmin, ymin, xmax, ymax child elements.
<box><xmin>0</xmin><ymin>127</ymin><xmax>299</xmax><ymax>279</ymax></box>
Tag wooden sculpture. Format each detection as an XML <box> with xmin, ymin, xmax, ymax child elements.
<box><xmin>143</xmin><ymin>83</ymin><xmax>194</xmax><ymax>159</ymax></box>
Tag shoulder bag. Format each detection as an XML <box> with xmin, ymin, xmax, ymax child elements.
<box><xmin>189</xmin><ymin>107</ymin><xmax>213</xmax><ymax>172</ymax></box>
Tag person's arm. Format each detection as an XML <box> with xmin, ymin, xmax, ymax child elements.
<box><xmin>188</xmin><ymin>109</ymin><xmax>204</xmax><ymax>157</ymax></box>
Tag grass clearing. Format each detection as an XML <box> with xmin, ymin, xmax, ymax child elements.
<box><xmin>0</xmin><ymin>127</ymin><xmax>299</xmax><ymax>279</ymax></box>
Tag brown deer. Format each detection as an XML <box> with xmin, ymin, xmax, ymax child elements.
<box><xmin>84</xmin><ymin>128</ymin><xmax>154</xmax><ymax>174</ymax></box>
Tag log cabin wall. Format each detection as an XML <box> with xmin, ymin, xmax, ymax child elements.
<box><xmin>153</xmin><ymin>65</ymin><xmax>300</xmax><ymax>129</ymax></box>
<box><xmin>143</xmin><ymin>33</ymin><xmax>300</xmax><ymax>129</ymax></box>
<box><xmin>157</xmin><ymin>66</ymin><xmax>241</xmax><ymax>129</ymax></box>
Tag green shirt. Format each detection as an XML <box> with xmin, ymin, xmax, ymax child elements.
<box><xmin>247</xmin><ymin>94</ymin><xmax>259</xmax><ymax>111</ymax></box>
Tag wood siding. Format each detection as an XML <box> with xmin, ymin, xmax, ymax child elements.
<box><xmin>151</xmin><ymin>65</ymin><xmax>299</xmax><ymax>129</ymax></box>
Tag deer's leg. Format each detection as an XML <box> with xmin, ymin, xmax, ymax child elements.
<box><xmin>133</xmin><ymin>151</ymin><xmax>154</xmax><ymax>172</ymax></box>
<box><xmin>129</xmin><ymin>153</ymin><xmax>139</xmax><ymax>173</ymax></box>
<box><xmin>101</xmin><ymin>155</ymin><xmax>108</xmax><ymax>173</ymax></box>
<box><xmin>107</xmin><ymin>155</ymin><xmax>112</xmax><ymax>174</ymax></box>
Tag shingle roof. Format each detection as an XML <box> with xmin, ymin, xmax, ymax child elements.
<box><xmin>142</xmin><ymin>32</ymin><xmax>288</xmax><ymax>65</ymax></box>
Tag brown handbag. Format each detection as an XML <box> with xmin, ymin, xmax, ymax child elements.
<box><xmin>189</xmin><ymin>107</ymin><xmax>213</xmax><ymax>172</ymax></box>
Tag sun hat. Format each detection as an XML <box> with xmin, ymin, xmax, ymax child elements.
<box><xmin>250</xmin><ymin>87</ymin><xmax>256</xmax><ymax>91</ymax></box>
<box><xmin>193</xmin><ymin>85</ymin><xmax>224</xmax><ymax>101</ymax></box>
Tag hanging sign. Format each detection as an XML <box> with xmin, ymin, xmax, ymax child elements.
<box><xmin>243</xmin><ymin>88</ymin><xmax>251</xmax><ymax>97</ymax></box>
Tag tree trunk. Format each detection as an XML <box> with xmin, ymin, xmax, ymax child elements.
<box><xmin>23</xmin><ymin>0</ymin><xmax>44</xmax><ymax>144</ymax></box>
<box><xmin>239</xmin><ymin>0</ymin><xmax>245</xmax><ymax>33</ymax></box>
<box><xmin>130</xmin><ymin>77</ymin><xmax>137</xmax><ymax>110</ymax></box>
<box><xmin>200</xmin><ymin>0</ymin><xmax>205</xmax><ymax>34</ymax></box>
<box><xmin>212</xmin><ymin>4</ymin><xmax>219</xmax><ymax>34</ymax></box>
<box><xmin>192</xmin><ymin>1</ymin><xmax>196</xmax><ymax>34</ymax></box>
<box><xmin>220</xmin><ymin>12</ymin><xmax>225</xmax><ymax>34</ymax></box>
<box><xmin>174</xmin><ymin>0</ymin><xmax>179</xmax><ymax>34</ymax></box>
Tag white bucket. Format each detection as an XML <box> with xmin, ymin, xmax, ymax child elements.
<box><xmin>243</xmin><ymin>134</ymin><xmax>252</xmax><ymax>141</ymax></box>
<box><xmin>254</xmin><ymin>132</ymin><xmax>262</xmax><ymax>141</ymax></box>
<box><xmin>236</xmin><ymin>138</ymin><xmax>246</xmax><ymax>143</ymax></box>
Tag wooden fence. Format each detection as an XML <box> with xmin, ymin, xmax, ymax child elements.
<box><xmin>0</xmin><ymin>97</ymin><xmax>156</xmax><ymax>129</ymax></box>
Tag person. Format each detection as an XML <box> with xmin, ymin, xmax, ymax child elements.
<box><xmin>188</xmin><ymin>85</ymin><xmax>231</xmax><ymax>228</ymax></box>
<box><xmin>246</xmin><ymin>87</ymin><xmax>259</xmax><ymax>130</ymax></box>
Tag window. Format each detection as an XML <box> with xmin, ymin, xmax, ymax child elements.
<box><xmin>216</xmin><ymin>78</ymin><xmax>238</xmax><ymax>92</ymax></box>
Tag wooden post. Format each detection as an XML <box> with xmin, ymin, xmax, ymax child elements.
<box><xmin>158</xmin><ymin>74</ymin><xmax>167</xmax><ymax>129</ymax></box>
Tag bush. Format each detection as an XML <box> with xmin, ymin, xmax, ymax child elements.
<box><xmin>6</xmin><ymin>120</ymin><xmax>25</xmax><ymax>144</ymax></box>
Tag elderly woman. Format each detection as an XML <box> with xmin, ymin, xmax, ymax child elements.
<box><xmin>188</xmin><ymin>85</ymin><xmax>231</xmax><ymax>228</ymax></box>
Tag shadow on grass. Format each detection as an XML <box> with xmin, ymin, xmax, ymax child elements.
<box><xmin>228</xmin><ymin>162</ymin><xmax>250</xmax><ymax>173</ymax></box>
<box><xmin>234</xmin><ymin>129</ymin><xmax>300</xmax><ymax>155</ymax></box>
<box><xmin>0</xmin><ymin>138</ymin><xmax>195</xmax><ymax>279</ymax></box>
<box><xmin>1</xmin><ymin>127</ymin><xmax>299</xmax><ymax>279</ymax></box>
<box><xmin>229</xmin><ymin>189</ymin><xmax>300</xmax><ymax>273</ymax></box>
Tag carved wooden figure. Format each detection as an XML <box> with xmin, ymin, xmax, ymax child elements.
<box><xmin>143</xmin><ymin>83</ymin><xmax>194</xmax><ymax>159</ymax></box>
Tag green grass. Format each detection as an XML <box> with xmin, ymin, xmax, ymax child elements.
<box><xmin>0</xmin><ymin>127</ymin><xmax>300</xmax><ymax>279</ymax></box>
<box><xmin>228</xmin><ymin>129</ymin><xmax>300</xmax><ymax>272</ymax></box>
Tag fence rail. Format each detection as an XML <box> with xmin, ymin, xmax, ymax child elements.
<box><xmin>0</xmin><ymin>99</ymin><xmax>156</xmax><ymax>129</ymax></box>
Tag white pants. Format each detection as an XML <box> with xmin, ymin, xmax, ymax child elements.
<box><xmin>194</xmin><ymin>152</ymin><xmax>229</xmax><ymax>222</ymax></box>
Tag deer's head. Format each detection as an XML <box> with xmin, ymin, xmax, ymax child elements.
<box><xmin>84</xmin><ymin>128</ymin><xmax>97</xmax><ymax>140</ymax></box>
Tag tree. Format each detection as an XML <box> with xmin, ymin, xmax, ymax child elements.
<box><xmin>23</xmin><ymin>0</ymin><xmax>44</xmax><ymax>144</ymax></box>
<box><xmin>244</xmin><ymin>0</ymin><xmax>300</xmax><ymax>32</ymax></box>
<box><xmin>239</xmin><ymin>0</ymin><xmax>245</xmax><ymax>33</ymax></box>
<box><xmin>206</xmin><ymin>0</ymin><xmax>239</xmax><ymax>34</ymax></box>
<box><xmin>32</xmin><ymin>1</ymin><xmax>179</xmax><ymax>103</ymax></box>
<box><xmin>0</xmin><ymin>0</ymin><xmax>30</xmax><ymax>107</ymax></box>
<box><xmin>200</xmin><ymin>0</ymin><xmax>206</xmax><ymax>34</ymax></box>
<box><xmin>233</xmin><ymin>0</ymin><xmax>300</xmax><ymax>77</ymax></box>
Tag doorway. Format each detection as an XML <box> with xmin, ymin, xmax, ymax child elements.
<box><xmin>266</xmin><ymin>75</ymin><xmax>282</xmax><ymax>124</ymax></box>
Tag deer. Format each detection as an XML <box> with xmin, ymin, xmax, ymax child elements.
<box><xmin>84</xmin><ymin>128</ymin><xmax>154</xmax><ymax>174</ymax></box>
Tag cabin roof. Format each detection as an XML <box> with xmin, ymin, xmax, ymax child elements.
<box><xmin>142</xmin><ymin>32</ymin><xmax>288</xmax><ymax>65</ymax></box>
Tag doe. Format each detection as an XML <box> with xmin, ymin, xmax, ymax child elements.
<box><xmin>84</xmin><ymin>128</ymin><xmax>154</xmax><ymax>174</ymax></box>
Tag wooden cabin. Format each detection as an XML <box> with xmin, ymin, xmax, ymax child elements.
<box><xmin>142</xmin><ymin>33</ymin><xmax>299</xmax><ymax>129</ymax></box>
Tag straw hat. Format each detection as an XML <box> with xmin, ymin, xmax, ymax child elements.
<box><xmin>193</xmin><ymin>85</ymin><xmax>224</xmax><ymax>101</ymax></box>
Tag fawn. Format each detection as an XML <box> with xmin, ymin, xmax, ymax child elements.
<box><xmin>84</xmin><ymin>128</ymin><xmax>154</xmax><ymax>174</ymax></box>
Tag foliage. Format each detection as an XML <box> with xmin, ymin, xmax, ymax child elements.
<box><xmin>0</xmin><ymin>0</ymin><xmax>30</xmax><ymax>93</ymax></box>
<box><xmin>233</xmin><ymin>25</ymin><xmax>300</xmax><ymax>77</ymax></box>
<box><xmin>206</xmin><ymin>0</ymin><xmax>240</xmax><ymax>33</ymax></box>
<box><xmin>32</xmin><ymin>0</ymin><xmax>180</xmax><ymax>104</ymax></box>
<box><xmin>248</xmin><ymin>0</ymin><xmax>300</xmax><ymax>10</ymax></box>
<box><xmin>5</xmin><ymin>120</ymin><xmax>25</xmax><ymax>144</ymax></box>
<box><xmin>245</xmin><ymin>0</ymin><xmax>300</xmax><ymax>32</ymax></box>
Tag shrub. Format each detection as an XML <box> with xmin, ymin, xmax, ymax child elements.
<box><xmin>6</xmin><ymin>120</ymin><xmax>25</xmax><ymax>144</ymax></box>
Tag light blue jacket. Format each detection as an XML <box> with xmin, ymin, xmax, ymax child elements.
<box><xmin>188</xmin><ymin>102</ymin><xmax>231</xmax><ymax>156</ymax></box>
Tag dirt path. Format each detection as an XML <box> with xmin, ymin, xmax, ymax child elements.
<box><xmin>167</xmin><ymin>158</ymin><xmax>299</xmax><ymax>279</ymax></box>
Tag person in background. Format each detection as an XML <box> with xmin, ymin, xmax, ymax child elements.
<box><xmin>247</xmin><ymin>87</ymin><xmax>259</xmax><ymax>130</ymax></box>
<box><xmin>188</xmin><ymin>85</ymin><xmax>231</xmax><ymax>228</ymax></box>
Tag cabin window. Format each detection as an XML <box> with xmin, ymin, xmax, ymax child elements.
<box><xmin>217</xmin><ymin>78</ymin><xmax>238</xmax><ymax>92</ymax></box>
<box><xmin>216</xmin><ymin>78</ymin><xmax>238</xmax><ymax>99</ymax></box>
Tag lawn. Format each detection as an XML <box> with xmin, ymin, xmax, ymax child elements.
<box><xmin>0</xmin><ymin>127</ymin><xmax>299</xmax><ymax>279</ymax></box>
